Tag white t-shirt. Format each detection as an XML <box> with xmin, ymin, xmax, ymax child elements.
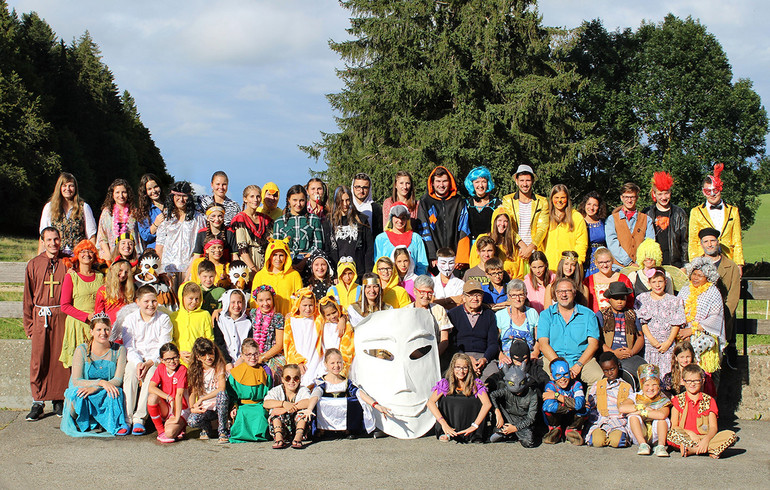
<box><xmin>265</xmin><ymin>385</ymin><xmax>312</xmax><ymax>403</ymax></box>
<box><xmin>518</xmin><ymin>201</ymin><xmax>532</xmax><ymax>245</ymax></box>
<box><xmin>432</xmin><ymin>274</ymin><xmax>464</xmax><ymax>299</ymax></box>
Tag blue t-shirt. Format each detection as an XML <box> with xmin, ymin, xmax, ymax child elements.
<box><xmin>537</xmin><ymin>304</ymin><xmax>600</xmax><ymax>366</ymax></box>
<box><xmin>495</xmin><ymin>306</ymin><xmax>539</xmax><ymax>351</ymax></box>
<box><xmin>482</xmin><ymin>282</ymin><xmax>508</xmax><ymax>305</ymax></box>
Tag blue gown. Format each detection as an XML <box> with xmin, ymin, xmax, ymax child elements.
<box><xmin>61</xmin><ymin>343</ymin><xmax>128</xmax><ymax>437</ymax></box>
<box><xmin>584</xmin><ymin>220</ymin><xmax>606</xmax><ymax>277</ymax></box>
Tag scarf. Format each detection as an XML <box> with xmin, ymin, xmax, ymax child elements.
<box><xmin>252</xmin><ymin>308</ymin><xmax>276</xmax><ymax>354</ymax></box>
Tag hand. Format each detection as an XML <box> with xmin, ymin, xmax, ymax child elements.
<box><xmin>86</xmin><ymin>313</ymin><xmax>94</xmax><ymax>322</ymax></box>
<box><xmin>98</xmin><ymin>380</ymin><xmax>120</xmax><ymax>398</ymax></box>
<box><xmin>614</xmin><ymin>347</ymin><xmax>631</xmax><ymax>360</ymax></box>
<box><xmin>440</xmin><ymin>421</ymin><xmax>457</xmax><ymax>438</ymax></box>
<box><xmin>430</xmin><ymin>260</ymin><xmax>437</xmax><ymax>268</ymax></box>
<box><xmin>456</xmin><ymin>425</ymin><xmax>478</xmax><ymax>436</ymax></box>
<box><xmin>211</xmin><ymin>308</ymin><xmax>222</xmax><ymax>323</ymax></box>
<box><xmin>181</xmin><ymin>351</ymin><xmax>192</xmax><ymax>365</ymax></box>
<box><xmin>502</xmin><ymin>423</ymin><xmax>518</xmax><ymax>435</ymax></box>
<box><xmin>76</xmin><ymin>385</ymin><xmax>98</xmax><ymax>398</ymax></box>
<box><xmin>230</xmin><ymin>406</ymin><xmax>238</xmax><ymax>419</ymax></box>
<box><xmin>373</xmin><ymin>404</ymin><xmax>393</xmax><ymax>419</ymax></box>
<box><xmin>166</xmin><ymin>415</ymin><xmax>179</xmax><ymax>425</ymax></box>
<box><xmin>519</xmin><ymin>243</ymin><xmax>536</xmax><ymax>259</ymax></box>
<box><xmin>498</xmin><ymin>353</ymin><xmax>511</xmax><ymax>366</ymax></box>
<box><xmin>658</xmin><ymin>341</ymin><xmax>671</xmax><ymax>353</ymax></box>
<box><xmin>154</xmin><ymin>214</ymin><xmax>165</xmax><ymax>227</ymax></box>
<box><xmin>694</xmin><ymin>438</ymin><xmax>709</xmax><ymax>455</ymax></box>
<box><xmin>285</xmin><ymin>402</ymin><xmax>298</xmax><ymax>414</ymax></box>
<box><xmin>225</xmin><ymin>363</ymin><xmax>234</xmax><ymax>375</ymax></box>
<box><xmin>299</xmin><ymin>363</ymin><xmax>307</xmax><ymax>375</ymax></box>
<box><xmin>570</xmin><ymin>364</ymin><xmax>582</xmax><ymax>378</ymax></box>
<box><xmin>495</xmin><ymin>410</ymin><xmax>504</xmax><ymax>428</ymax></box>
<box><xmin>336</xmin><ymin>317</ymin><xmax>346</xmax><ymax>337</ymax></box>
<box><xmin>543</xmin><ymin>390</ymin><xmax>558</xmax><ymax>400</ymax></box>
<box><xmin>191</xmin><ymin>405</ymin><xmax>206</xmax><ymax>414</ymax></box>
<box><xmin>297</xmin><ymin>408</ymin><xmax>314</xmax><ymax>421</ymax></box>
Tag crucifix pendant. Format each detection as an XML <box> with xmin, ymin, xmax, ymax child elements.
<box><xmin>43</xmin><ymin>273</ymin><xmax>59</xmax><ymax>299</ymax></box>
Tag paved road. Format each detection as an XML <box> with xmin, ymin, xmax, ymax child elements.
<box><xmin>1</xmin><ymin>410</ymin><xmax>768</xmax><ymax>488</ymax></box>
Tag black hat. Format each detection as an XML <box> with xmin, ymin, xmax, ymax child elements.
<box><xmin>509</xmin><ymin>339</ymin><xmax>530</xmax><ymax>362</ymax></box>
<box><xmin>603</xmin><ymin>281</ymin><xmax>633</xmax><ymax>299</ymax></box>
<box><xmin>698</xmin><ymin>227</ymin><xmax>720</xmax><ymax>240</ymax></box>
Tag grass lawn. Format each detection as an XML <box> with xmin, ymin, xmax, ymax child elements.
<box><xmin>0</xmin><ymin>283</ymin><xmax>23</xmax><ymax>302</ymax></box>
<box><xmin>0</xmin><ymin>235</ymin><xmax>38</xmax><ymax>262</ymax></box>
<box><xmin>737</xmin><ymin>334</ymin><xmax>770</xmax><ymax>352</ymax></box>
<box><xmin>742</xmin><ymin>193</ymin><xmax>770</xmax><ymax>264</ymax></box>
<box><xmin>0</xmin><ymin>318</ymin><xmax>25</xmax><ymax>339</ymax></box>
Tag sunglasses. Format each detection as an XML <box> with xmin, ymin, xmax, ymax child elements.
<box><xmin>283</xmin><ymin>375</ymin><xmax>301</xmax><ymax>382</ymax></box>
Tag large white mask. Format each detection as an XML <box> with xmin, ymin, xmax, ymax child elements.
<box><xmin>352</xmin><ymin>308</ymin><xmax>440</xmax><ymax>439</ymax></box>
<box><xmin>436</xmin><ymin>256</ymin><xmax>455</xmax><ymax>277</ymax></box>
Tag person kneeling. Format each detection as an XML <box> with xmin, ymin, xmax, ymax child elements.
<box><xmin>227</xmin><ymin>339</ymin><xmax>272</xmax><ymax>443</ymax></box>
<box><xmin>542</xmin><ymin>357</ymin><xmax>587</xmax><ymax>445</ymax></box>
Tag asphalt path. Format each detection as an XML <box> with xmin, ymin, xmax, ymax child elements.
<box><xmin>1</xmin><ymin>410</ymin><xmax>768</xmax><ymax>488</ymax></box>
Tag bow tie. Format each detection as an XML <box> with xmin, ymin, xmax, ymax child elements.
<box><xmin>710</xmin><ymin>203</ymin><xmax>723</xmax><ymax>210</ymax></box>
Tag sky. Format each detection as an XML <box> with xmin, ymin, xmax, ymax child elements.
<box><xmin>7</xmin><ymin>0</ymin><xmax>769</xmax><ymax>198</ymax></box>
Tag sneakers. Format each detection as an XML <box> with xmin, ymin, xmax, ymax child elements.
<box><xmin>565</xmin><ymin>429</ymin><xmax>584</xmax><ymax>446</ymax></box>
<box><xmin>637</xmin><ymin>442</ymin><xmax>652</xmax><ymax>455</ymax></box>
<box><xmin>53</xmin><ymin>400</ymin><xmax>64</xmax><ymax>418</ymax></box>
<box><xmin>489</xmin><ymin>432</ymin><xmax>505</xmax><ymax>443</ymax></box>
<box><xmin>156</xmin><ymin>432</ymin><xmax>175</xmax><ymax>443</ymax></box>
<box><xmin>26</xmin><ymin>402</ymin><xmax>45</xmax><ymax>421</ymax></box>
<box><xmin>543</xmin><ymin>427</ymin><xmax>562</xmax><ymax>444</ymax></box>
<box><xmin>653</xmin><ymin>445</ymin><xmax>669</xmax><ymax>457</ymax></box>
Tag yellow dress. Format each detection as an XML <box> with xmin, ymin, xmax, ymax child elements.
<box><xmin>60</xmin><ymin>270</ymin><xmax>104</xmax><ymax>369</ymax></box>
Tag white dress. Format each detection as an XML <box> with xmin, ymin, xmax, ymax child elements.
<box><xmin>156</xmin><ymin>212</ymin><xmax>206</xmax><ymax>273</ymax></box>
<box><xmin>311</xmin><ymin>379</ymin><xmax>350</xmax><ymax>431</ymax></box>
<box><xmin>289</xmin><ymin>317</ymin><xmax>322</xmax><ymax>387</ymax></box>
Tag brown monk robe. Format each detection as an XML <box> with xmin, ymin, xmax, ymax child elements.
<box><xmin>23</xmin><ymin>250</ymin><xmax>70</xmax><ymax>404</ymax></box>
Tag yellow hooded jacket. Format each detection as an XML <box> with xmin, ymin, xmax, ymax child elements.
<box><xmin>171</xmin><ymin>281</ymin><xmax>214</xmax><ymax>366</ymax></box>
<box><xmin>468</xmin><ymin>207</ymin><xmax>525</xmax><ymax>279</ymax></box>
<box><xmin>316</xmin><ymin>296</ymin><xmax>355</xmax><ymax>376</ymax></box>
<box><xmin>256</xmin><ymin>182</ymin><xmax>283</xmax><ymax>221</ymax></box>
<box><xmin>326</xmin><ymin>260</ymin><xmax>361</xmax><ymax>310</ymax></box>
<box><xmin>251</xmin><ymin>238</ymin><xmax>303</xmax><ymax>316</ymax></box>
<box><xmin>283</xmin><ymin>287</ymin><xmax>320</xmax><ymax>366</ymax></box>
<box><xmin>500</xmin><ymin>191</ymin><xmax>550</xmax><ymax>249</ymax></box>
<box><xmin>374</xmin><ymin>263</ymin><xmax>411</xmax><ymax>308</ymax></box>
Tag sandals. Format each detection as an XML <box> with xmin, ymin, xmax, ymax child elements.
<box><xmin>272</xmin><ymin>439</ymin><xmax>289</xmax><ymax>449</ymax></box>
<box><xmin>132</xmin><ymin>423</ymin><xmax>146</xmax><ymax>436</ymax></box>
<box><xmin>291</xmin><ymin>440</ymin><xmax>304</xmax><ymax>449</ymax></box>
<box><xmin>116</xmin><ymin>426</ymin><xmax>130</xmax><ymax>436</ymax></box>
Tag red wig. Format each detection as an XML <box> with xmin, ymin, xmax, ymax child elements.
<box><xmin>64</xmin><ymin>240</ymin><xmax>103</xmax><ymax>270</ymax></box>
<box><xmin>707</xmin><ymin>163</ymin><xmax>724</xmax><ymax>191</ymax></box>
<box><xmin>650</xmin><ymin>171</ymin><xmax>674</xmax><ymax>201</ymax></box>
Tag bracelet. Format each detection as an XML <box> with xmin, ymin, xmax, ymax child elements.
<box><xmin>640</xmin><ymin>409</ymin><xmax>649</xmax><ymax>418</ymax></box>
<box><xmin>372</xmin><ymin>402</ymin><xmax>379</xmax><ymax>409</ymax></box>
<box><xmin>575</xmin><ymin>361</ymin><xmax>584</xmax><ymax>367</ymax></box>
<box><xmin>471</xmin><ymin>422</ymin><xmax>479</xmax><ymax>429</ymax></box>
<box><xmin>437</xmin><ymin>416</ymin><xmax>445</xmax><ymax>422</ymax></box>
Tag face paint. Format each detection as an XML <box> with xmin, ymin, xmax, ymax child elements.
<box><xmin>352</xmin><ymin>308</ymin><xmax>440</xmax><ymax>439</ymax></box>
<box><xmin>436</xmin><ymin>256</ymin><xmax>455</xmax><ymax>276</ymax></box>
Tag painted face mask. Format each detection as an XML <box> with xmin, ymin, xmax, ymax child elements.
<box><xmin>436</xmin><ymin>256</ymin><xmax>455</xmax><ymax>277</ymax></box>
<box><xmin>228</xmin><ymin>264</ymin><xmax>250</xmax><ymax>291</ymax></box>
<box><xmin>135</xmin><ymin>256</ymin><xmax>160</xmax><ymax>285</ymax></box>
<box><xmin>352</xmin><ymin>308</ymin><xmax>440</xmax><ymax>439</ymax></box>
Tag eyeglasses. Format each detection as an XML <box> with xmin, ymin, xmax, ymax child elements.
<box><xmin>509</xmin><ymin>293</ymin><xmax>526</xmax><ymax>298</ymax></box>
<box><xmin>555</xmin><ymin>289</ymin><xmax>574</xmax><ymax>295</ymax></box>
<box><xmin>242</xmin><ymin>352</ymin><xmax>259</xmax><ymax>358</ymax></box>
<box><xmin>283</xmin><ymin>375</ymin><xmax>300</xmax><ymax>382</ymax></box>
<box><xmin>353</xmin><ymin>185</ymin><xmax>370</xmax><ymax>191</ymax></box>
<box><xmin>464</xmin><ymin>292</ymin><xmax>483</xmax><ymax>298</ymax></box>
<box><xmin>162</xmin><ymin>355</ymin><xmax>180</xmax><ymax>362</ymax></box>
<box><xmin>377</xmin><ymin>267</ymin><xmax>392</xmax><ymax>272</ymax></box>
<box><xmin>488</xmin><ymin>271</ymin><xmax>504</xmax><ymax>276</ymax></box>
<box><xmin>682</xmin><ymin>379</ymin><xmax>703</xmax><ymax>385</ymax></box>
<box><xmin>620</xmin><ymin>194</ymin><xmax>638</xmax><ymax>200</ymax></box>
<box><xmin>596</xmin><ymin>260</ymin><xmax>612</xmax><ymax>266</ymax></box>
<box><xmin>415</xmin><ymin>289</ymin><xmax>434</xmax><ymax>297</ymax></box>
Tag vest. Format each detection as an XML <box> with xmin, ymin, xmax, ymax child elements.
<box><xmin>595</xmin><ymin>378</ymin><xmax>631</xmax><ymax>417</ymax></box>
<box><xmin>674</xmin><ymin>392</ymin><xmax>712</xmax><ymax>435</ymax></box>
<box><xmin>600</xmin><ymin>308</ymin><xmax>637</xmax><ymax>349</ymax></box>
<box><xmin>612</xmin><ymin>209</ymin><xmax>648</xmax><ymax>263</ymax></box>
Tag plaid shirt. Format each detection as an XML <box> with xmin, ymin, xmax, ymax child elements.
<box><xmin>272</xmin><ymin>213</ymin><xmax>324</xmax><ymax>259</ymax></box>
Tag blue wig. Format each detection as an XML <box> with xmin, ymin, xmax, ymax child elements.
<box><xmin>464</xmin><ymin>166</ymin><xmax>495</xmax><ymax>196</ymax></box>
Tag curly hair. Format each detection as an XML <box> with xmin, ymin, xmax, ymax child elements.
<box><xmin>135</xmin><ymin>173</ymin><xmax>165</xmax><ymax>223</ymax></box>
<box><xmin>577</xmin><ymin>191</ymin><xmax>608</xmax><ymax>220</ymax></box>
<box><xmin>164</xmin><ymin>181</ymin><xmax>197</xmax><ymax>221</ymax></box>
<box><xmin>101</xmin><ymin>178</ymin><xmax>135</xmax><ymax>213</ymax></box>
<box><xmin>636</xmin><ymin>238</ymin><xmax>663</xmax><ymax>266</ymax></box>
<box><xmin>685</xmin><ymin>256</ymin><xmax>720</xmax><ymax>283</ymax></box>
<box><xmin>187</xmin><ymin>338</ymin><xmax>226</xmax><ymax>402</ymax></box>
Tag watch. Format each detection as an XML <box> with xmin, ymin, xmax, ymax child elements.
<box><xmin>575</xmin><ymin>361</ymin><xmax>584</xmax><ymax>367</ymax></box>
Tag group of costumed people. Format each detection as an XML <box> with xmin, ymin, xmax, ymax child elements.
<box><xmin>22</xmin><ymin>162</ymin><xmax>740</xmax><ymax>457</ymax></box>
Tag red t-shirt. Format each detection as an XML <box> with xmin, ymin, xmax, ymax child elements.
<box><xmin>151</xmin><ymin>364</ymin><xmax>189</xmax><ymax>410</ymax></box>
<box><xmin>672</xmin><ymin>392</ymin><xmax>717</xmax><ymax>433</ymax></box>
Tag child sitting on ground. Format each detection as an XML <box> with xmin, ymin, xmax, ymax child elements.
<box><xmin>482</xmin><ymin>257</ymin><xmax>509</xmax><ymax>310</ymax></box>
<box><xmin>488</xmin><ymin>363</ymin><xmax>537</xmax><ymax>447</ymax></box>
<box><xmin>585</xmin><ymin>352</ymin><xmax>632</xmax><ymax>448</ymax></box>
<box><xmin>661</xmin><ymin>340</ymin><xmax>716</xmax><ymax>398</ymax></box>
<box><xmin>431</xmin><ymin>247</ymin><xmax>464</xmax><ymax>310</ymax></box>
<box><xmin>227</xmin><ymin>339</ymin><xmax>272</xmax><ymax>443</ymax></box>
<box><xmin>666</xmin><ymin>364</ymin><xmax>737</xmax><ymax>459</ymax></box>
<box><xmin>187</xmin><ymin>338</ymin><xmax>229</xmax><ymax>443</ymax></box>
<box><xmin>171</xmin><ymin>282</ymin><xmax>214</xmax><ymax>366</ymax></box>
<box><xmin>542</xmin><ymin>357</ymin><xmax>587</xmax><ymax>445</ymax></box>
<box><xmin>263</xmin><ymin>364</ymin><xmax>312</xmax><ymax>449</ymax></box>
<box><xmin>195</xmin><ymin>260</ymin><xmax>226</xmax><ymax>314</ymax></box>
<box><xmin>305</xmin><ymin>349</ymin><xmax>378</xmax><ymax>439</ymax></box>
<box><xmin>620</xmin><ymin>363</ymin><xmax>671</xmax><ymax>457</ymax></box>
<box><xmin>147</xmin><ymin>342</ymin><xmax>189</xmax><ymax>443</ymax></box>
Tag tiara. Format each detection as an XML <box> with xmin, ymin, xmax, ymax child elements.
<box><xmin>92</xmin><ymin>312</ymin><xmax>111</xmax><ymax>322</ymax></box>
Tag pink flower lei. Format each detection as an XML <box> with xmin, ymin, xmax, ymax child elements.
<box><xmin>252</xmin><ymin>308</ymin><xmax>274</xmax><ymax>353</ymax></box>
<box><xmin>112</xmin><ymin>204</ymin><xmax>129</xmax><ymax>240</ymax></box>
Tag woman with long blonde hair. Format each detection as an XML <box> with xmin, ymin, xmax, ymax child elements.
<box><xmin>542</xmin><ymin>185</ymin><xmax>587</xmax><ymax>271</ymax></box>
<box><xmin>38</xmin><ymin>172</ymin><xmax>97</xmax><ymax>256</ymax></box>
<box><xmin>94</xmin><ymin>258</ymin><xmax>135</xmax><ymax>325</ymax></box>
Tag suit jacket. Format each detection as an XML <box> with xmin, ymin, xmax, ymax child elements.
<box><xmin>715</xmin><ymin>255</ymin><xmax>740</xmax><ymax>315</ymax></box>
<box><xmin>689</xmin><ymin>203</ymin><xmax>743</xmax><ymax>265</ymax></box>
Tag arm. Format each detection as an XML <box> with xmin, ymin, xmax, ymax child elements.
<box><xmin>730</xmin><ymin>208</ymin><xmax>743</xmax><ymax>266</ymax></box>
<box><xmin>573</xmin><ymin>337</ymin><xmax>599</xmax><ymax>378</ymax></box>
<box><xmin>688</xmin><ymin>209</ymin><xmax>703</xmax><ymax>264</ymax></box>
<box><xmin>532</xmin><ymin>198</ymin><xmax>550</xmax><ymax>249</ymax></box>
<box><xmin>695</xmin><ymin>412</ymin><xmax>720</xmax><ymax>454</ymax></box>
<box><xmin>641</xmin><ymin>323</ymin><xmax>660</xmax><ymax>348</ymax></box>
<box><xmin>574</xmin><ymin>212</ymin><xmax>589</xmax><ymax>264</ymax></box>
<box><xmin>412</xmin><ymin>235</ymin><xmax>429</xmax><ymax>276</ymax></box>
<box><xmin>312</xmin><ymin>217</ymin><xmax>324</xmax><ymax>253</ymax></box>
<box><xmin>70</xmin><ymin>345</ymin><xmax>99</xmax><ymax>387</ymax></box>
<box><xmin>212</xmin><ymin>321</ymin><xmax>233</xmax><ymax>364</ymax></box>
<box><xmin>283</xmin><ymin>320</ymin><xmax>307</xmax><ymax>365</ymax></box>
<box><xmin>96</xmin><ymin>209</ymin><xmax>112</xmax><ymax>259</ymax></box>
<box><xmin>22</xmin><ymin>262</ymin><xmax>35</xmax><ymax>338</ymax></box>
<box><xmin>427</xmin><ymin>389</ymin><xmax>456</xmax><ymax>437</ymax></box>
<box><xmin>457</xmin><ymin>388</ymin><xmax>492</xmax><ymax>436</ymax></box>
<box><xmin>644</xmin><ymin>213</ymin><xmax>655</xmax><ymax>240</ymax></box>
<box><xmin>196</xmin><ymin>370</ymin><xmax>226</xmax><ymax>404</ymax></box>
<box><xmin>357</xmin><ymin>387</ymin><xmax>392</xmax><ymax>418</ymax></box>
<box><xmin>483</xmin><ymin>313</ymin><xmax>500</xmax><ymax>364</ymax></box>
<box><xmin>538</xmin><ymin>337</ymin><xmax>557</xmax><ymax>362</ymax></box>
<box><xmin>630</xmin><ymin>324</ymin><xmax>645</xmax><ymax>357</ymax></box>
<box><xmin>261</xmin><ymin>328</ymin><xmax>284</xmax><ymax>363</ymax></box>
<box><xmin>605</xmin><ymin>216</ymin><xmax>632</xmax><ymax>266</ymax></box>
<box><xmin>60</xmin><ymin>273</ymin><xmax>91</xmax><ymax>323</ymax></box>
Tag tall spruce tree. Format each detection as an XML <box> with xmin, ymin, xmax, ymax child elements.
<box><xmin>302</xmin><ymin>0</ymin><xmax>591</xmax><ymax>200</ymax></box>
